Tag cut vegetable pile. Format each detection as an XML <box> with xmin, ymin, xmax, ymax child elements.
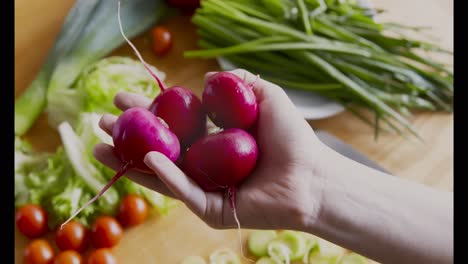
<box><xmin>180</xmin><ymin>230</ymin><xmax>370</xmax><ymax>264</ymax></box>
<box><xmin>185</xmin><ymin>0</ymin><xmax>453</xmax><ymax>137</ymax></box>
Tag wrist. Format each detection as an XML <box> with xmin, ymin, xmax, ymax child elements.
<box><xmin>292</xmin><ymin>140</ymin><xmax>344</xmax><ymax>233</ymax></box>
<box><xmin>298</xmin><ymin>140</ymin><xmax>369</xmax><ymax>234</ymax></box>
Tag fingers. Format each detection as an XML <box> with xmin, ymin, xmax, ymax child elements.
<box><xmin>99</xmin><ymin>114</ymin><xmax>117</xmax><ymax>135</ymax></box>
<box><xmin>114</xmin><ymin>91</ymin><xmax>152</xmax><ymax>111</ymax></box>
<box><xmin>93</xmin><ymin>143</ymin><xmax>176</xmax><ymax>198</ymax></box>
<box><xmin>144</xmin><ymin>152</ymin><xmax>208</xmax><ymax>217</ymax></box>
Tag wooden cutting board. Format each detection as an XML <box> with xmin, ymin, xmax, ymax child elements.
<box><xmin>14</xmin><ymin>0</ymin><xmax>453</xmax><ymax>263</ymax></box>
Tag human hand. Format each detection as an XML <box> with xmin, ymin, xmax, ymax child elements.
<box><xmin>94</xmin><ymin>69</ymin><xmax>331</xmax><ymax>231</ymax></box>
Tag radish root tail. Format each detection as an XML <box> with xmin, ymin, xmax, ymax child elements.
<box><xmin>228</xmin><ymin>187</ymin><xmax>254</xmax><ymax>263</ymax></box>
<box><xmin>60</xmin><ymin>162</ymin><xmax>132</xmax><ymax>229</ymax></box>
<box><xmin>118</xmin><ymin>1</ymin><xmax>166</xmax><ymax>91</ymax></box>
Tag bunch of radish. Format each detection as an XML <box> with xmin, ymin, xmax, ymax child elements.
<box><xmin>62</xmin><ymin>3</ymin><xmax>260</xmax><ymax>245</ymax></box>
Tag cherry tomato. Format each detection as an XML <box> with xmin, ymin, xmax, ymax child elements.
<box><xmin>16</xmin><ymin>204</ymin><xmax>49</xmax><ymax>239</ymax></box>
<box><xmin>90</xmin><ymin>216</ymin><xmax>123</xmax><ymax>248</ymax></box>
<box><xmin>55</xmin><ymin>221</ymin><xmax>89</xmax><ymax>252</ymax></box>
<box><xmin>87</xmin><ymin>249</ymin><xmax>117</xmax><ymax>264</ymax></box>
<box><xmin>24</xmin><ymin>239</ymin><xmax>55</xmax><ymax>264</ymax></box>
<box><xmin>117</xmin><ymin>194</ymin><xmax>148</xmax><ymax>227</ymax></box>
<box><xmin>53</xmin><ymin>250</ymin><xmax>82</xmax><ymax>264</ymax></box>
<box><xmin>150</xmin><ymin>26</ymin><xmax>173</xmax><ymax>56</ymax></box>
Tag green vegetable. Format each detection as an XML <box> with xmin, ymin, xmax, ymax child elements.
<box><xmin>315</xmin><ymin>237</ymin><xmax>346</xmax><ymax>259</ymax></box>
<box><xmin>186</xmin><ymin>0</ymin><xmax>453</xmax><ymax>137</ymax></box>
<box><xmin>273</xmin><ymin>230</ymin><xmax>308</xmax><ymax>261</ymax></box>
<box><xmin>255</xmin><ymin>257</ymin><xmax>279</xmax><ymax>264</ymax></box>
<box><xmin>248</xmin><ymin>230</ymin><xmax>278</xmax><ymax>257</ymax></box>
<box><xmin>14</xmin><ymin>137</ymin><xmax>50</xmax><ymax>206</ymax></box>
<box><xmin>338</xmin><ymin>253</ymin><xmax>369</xmax><ymax>264</ymax></box>
<box><xmin>14</xmin><ymin>0</ymin><xmax>100</xmax><ymax>136</ymax></box>
<box><xmin>14</xmin><ymin>140</ymin><xmax>114</xmax><ymax>228</ymax></box>
<box><xmin>57</xmin><ymin>121</ymin><xmax>119</xmax><ymax>209</ymax></box>
<box><xmin>308</xmin><ymin>252</ymin><xmax>342</xmax><ymax>264</ymax></box>
<box><xmin>47</xmin><ymin>56</ymin><xmax>165</xmax><ymax>127</ymax></box>
<box><xmin>209</xmin><ymin>248</ymin><xmax>241</xmax><ymax>264</ymax></box>
<box><xmin>267</xmin><ymin>241</ymin><xmax>291</xmax><ymax>264</ymax></box>
<box><xmin>15</xmin><ymin>0</ymin><xmax>169</xmax><ymax>136</ymax></box>
<box><xmin>180</xmin><ymin>256</ymin><xmax>208</xmax><ymax>264</ymax></box>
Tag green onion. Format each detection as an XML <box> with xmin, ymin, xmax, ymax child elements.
<box><xmin>186</xmin><ymin>0</ymin><xmax>453</xmax><ymax>137</ymax></box>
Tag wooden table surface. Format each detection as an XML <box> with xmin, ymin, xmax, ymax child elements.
<box><xmin>14</xmin><ymin>0</ymin><xmax>453</xmax><ymax>263</ymax></box>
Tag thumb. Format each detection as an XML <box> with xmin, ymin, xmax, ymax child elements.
<box><xmin>143</xmin><ymin>151</ymin><xmax>207</xmax><ymax>216</ymax></box>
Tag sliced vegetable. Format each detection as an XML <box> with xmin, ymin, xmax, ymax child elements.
<box><xmin>181</xmin><ymin>256</ymin><xmax>208</xmax><ymax>264</ymax></box>
<box><xmin>267</xmin><ymin>241</ymin><xmax>291</xmax><ymax>264</ymax></box>
<box><xmin>301</xmin><ymin>233</ymin><xmax>318</xmax><ymax>264</ymax></box>
<box><xmin>255</xmin><ymin>257</ymin><xmax>279</xmax><ymax>264</ymax></box>
<box><xmin>316</xmin><ymin>237</ymin><xmax>346</xmax><ymax>258</ymax></box>
<box><xmin>248</xmin><ymin>230</ymin><xmax>278</xmax><ymax>257</ymax></box>
<box><xmin>209</xmin><ymin>248</ymin><xmax>241</xmax><ymax>264</ymax></box>
<box><xmin>338</xmin><ymin>253</ymin><xmax>369</xmax><ymax>264</ymax></box>
<box><xmin>308</xmin><ymin>252</ymin><xmax>342</xmax><ymax>264</ymax></box>
<box><xmin>273</xmin><ymin>230</ymin><xmax>308</xmax><ymax>261</ymax></box>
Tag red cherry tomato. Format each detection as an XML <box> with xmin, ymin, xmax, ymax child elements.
<box><xmin>87</xmin><ymin>249</ymin><xmax>117</xmax><ymax>264</ymax></box>
<box><xmin>117</xmin><ymin>194</ymin><xmax>148</xmax><ymax>227</ymax></box>
<box><xmin>150</xmin><ymin>26</ymin><xmax>173</xmax><ymax>56</ymax></box>
<box><xmin>16</xmin><ymin>204</ymin><xmax>49</xmax><ymax>239</ymax></box>
<box><xmin>53</xmin><ymin>250</ymin><xmax>82</xmax><ymax>264</ymax></box>
<box><xmin>24</xmin><ymin>239</ymin><xmax>55</xmax><ymax>264</ymax></box>
<box><xmin>90</xmin><ymin>216</ymin><xmax>123</xmax><ymax>248</ymax></box>
<box><xmin>55</xmin><ymin>221</ymin><xmax>89</xmax><ymax>252</ymax></box>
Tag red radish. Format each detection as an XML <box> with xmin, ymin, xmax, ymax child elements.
<box><xmin>203</xmin><ymin>72</ymin><xmax>259</xmax><ymax>130</ymax></box>
<box><xmin>112</xmin><ymin>107</ymin><xmax>180</xmax><ymax>171</ymax></box>
<box><xmin>182</xmin><ymin>128</ymin><xmax>258</xmax><ymax>192</ymax></box>
<box><xmin>149</xmin><ymin>87</ymin><xmax>206</xmax><ymax>148</ymax></box>
<box><xmin>117</xmin><ymin>2</ymin><xmax>206</xmax><ymax>149</ymax></box>
<box><xmin>61</xmin><ymin>107</ymin><xmax>180</xmax><ymax>227</ymax></box>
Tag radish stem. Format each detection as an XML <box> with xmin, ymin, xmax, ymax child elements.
<box><xmin>61</xmin><ymin>162</ymin><xmax>132</xmax><ymax>229</ymax></box>
<box><xmin>117</xmin><ymin>1</ymin><xmax>166</xmax><ymax>92</ymax></box>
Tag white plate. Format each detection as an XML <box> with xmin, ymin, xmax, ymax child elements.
<box><xmin>215</xmin><ymin>0</ymin><xmax>373</xmax><ymax>120</ymax></box>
